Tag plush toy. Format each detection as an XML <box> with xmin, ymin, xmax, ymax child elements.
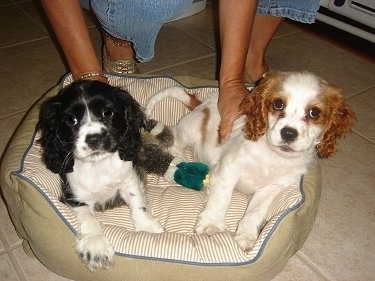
<box><xmin>139</xmin><ymin>119</ymin><xmax>209</xmax><ymax>191</ymax></box>
<box><xmin>173</xmin><ymin>162</ymin><xmax>209</xmax><ymax>191</ymax></box>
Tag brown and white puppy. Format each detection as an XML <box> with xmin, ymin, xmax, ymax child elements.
<box><xmin>146</xmin><ymin>71</ymin><xmax>356</xmax><ymax>251</ymax></box>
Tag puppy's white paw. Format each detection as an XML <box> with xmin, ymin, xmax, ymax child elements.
<box><xmin>235</xmin><ymin>218</ymin><xmax>260</xmax><ymax>252</ymax></box>
<box><xmin>195</xmin><ymin>214</ymin><xmax>227</xmax><ymax>235</ymax></box>
<box><xmin>135</xmin><ymin>217</ymin><xmax>164</xmax><ymax>233</ymax></box>
<box><xmin>77</xmin><ymin>234</ymin><xmax>115</xmax><ymax>271</ymax></box>
<box><xmin>234</xmin><ymin>232</ymin><xmax>257</xmax><ymax>252</ymax></box>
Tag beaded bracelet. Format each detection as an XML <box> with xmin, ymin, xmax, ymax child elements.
<box><xmin>75</xmin><ymin>72</ymin><xmax>108</xmax><ymax>82</ymax></box>
<box><xmin>104</xmin><ymin>31</ymin><xmax>132</xmax><ymax>47</ymax></box>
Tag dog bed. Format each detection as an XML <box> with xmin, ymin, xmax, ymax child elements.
<box><xmin>0</xmin><ymin>74</ymin><xmax>321</xmax><ymax>281</ymax></box>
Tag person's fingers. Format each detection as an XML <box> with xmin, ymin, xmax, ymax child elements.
<box><xmin>217</xmin><ymin>84</ymin><xmax>249</xmax><ymax>143</ymax></box>
<box><xmin>218</xmin><ymin>115</ymin><xmax>235</xmax><ymax>143</ymax></box>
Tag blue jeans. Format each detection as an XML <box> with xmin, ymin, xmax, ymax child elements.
<box><xmin>82</xmin><ymin>0</ymin><xmax>193</xmax><ymax>62</ymax></box>
<box><xmin>81</xmin><ymin>0</ymin><xmax>319</xmax><ymax>62</ymax></box>
<box><xmin>257</xmin><ymin>0</ymin><xmax>320</xmax><ymax>23</ymax></box>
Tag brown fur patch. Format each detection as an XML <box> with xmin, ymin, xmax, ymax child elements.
<box><xmin>315</xmin><ymin>82</ymin><xmax>356</xmax><ymax>158</ymax></box>
<box><xmin>241</xmin><ymin>72</ymin><xmax>287</xmax><ymax>141</ymax></box>
<box><xmin>187</xmin><ymin>94</ymin><xmax>202</xmax><ymax>111</ymax></box>
<box><xmin>201</xmin><ymin>108</ymin><xmax>210</xmax><ymax>144</ymax></box>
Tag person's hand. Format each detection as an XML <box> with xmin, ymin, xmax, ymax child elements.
<box><xmin>218</xmin><ymin>82</ymin><xmax>249</xmax><ymax>142</ymax></box>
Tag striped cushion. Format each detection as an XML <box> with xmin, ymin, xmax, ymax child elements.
<box><xmin>20</xmin><ymin>74</ymin><xmax>303</xmax><ymax>265</ymax></box>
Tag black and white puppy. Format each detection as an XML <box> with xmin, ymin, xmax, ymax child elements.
<box><xmin>38</xmin><ymin>80</ymin><xmax>163</xmax><ymax>270</ymax></box>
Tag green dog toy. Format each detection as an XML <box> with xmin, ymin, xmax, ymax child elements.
<box><xmin>139</xmin><ymin>119</ymin><xmax>209</xmax><ymax>191</ymax></box>
<box><xmin>173</xmin><ymin>162</ymin><xmax>209</xmax><ymax>191</ymax></box>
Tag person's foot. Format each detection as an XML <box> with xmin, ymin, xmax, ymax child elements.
<box><xmin>244</xmin><ymin>66</ymin><xmax>268</xmax><ymax>84</ymax></box>
<box><xmin>244</xmin><ymin>50</ymin><xmax>269</xmax><ymax>83</ymax></box>
<box><xmin>102</xmin><ymin>31</ymin><xmax>140</xmax><ymax>74</ymax></box>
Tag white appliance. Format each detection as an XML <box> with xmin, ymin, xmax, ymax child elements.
<box><xmin>170</xmin><ymin>0</ymin><xmax>207</xmax><ymax>22</ymax></box>
<box><xmin>318</xmin><ymin>0</ymin><xmax>375</xmax><ymax>42</ymax></box>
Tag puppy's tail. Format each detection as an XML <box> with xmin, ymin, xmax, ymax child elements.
<box><xmin>145</xmin><ymin>86</ymin><xmax>202</xmax><ymax>117</ymax></box>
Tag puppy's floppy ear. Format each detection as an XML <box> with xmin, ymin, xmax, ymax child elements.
<box><xmin>316</xmin><ymin>84</ymin><xmax>356</xmax><ymax>158</ymax></box>
<box><xmin>113</xmin><ymin>88</ymin><xmax>146</xmax><ymax>161</ymax></box>
<box><xmin>241</xmin><ymin>72</ymin><xmax>282</xmax><ymax>141</ymax></box>
<box><xmin>38</xmin><ymin>95</ymin><xmax>74</xmax><ymax>174</ymax></box>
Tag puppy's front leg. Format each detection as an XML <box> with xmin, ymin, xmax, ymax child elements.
<box><xmin>120</xmin><ymin>178</ymin><xmax>164</xmax><ymax>233</ymax></box>
<box><xmin>74</xmin><ymin>205</ymin><xmax>114</xmax><ymax>271</ymax></box>
<box><xmin>195</xmin><ymin>164</ymin><xmax>238</xmax><ymax>235</ymax></box>
<box><xmin>235</xmin><ymin>184</ymin><xmax>283</xmax><ymax>252</ymax></box>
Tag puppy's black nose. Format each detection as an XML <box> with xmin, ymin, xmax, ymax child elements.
<box><xmin>86</xmin><ymin>134</ymin><xmax>102</xmax><ymax>149</ymax></box>
<box><xmin>280</xmin><ymin>127</ymin><xmax>298</xmax><ymax>142</ymax></box>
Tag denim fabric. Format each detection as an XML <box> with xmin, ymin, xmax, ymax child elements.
<box><xmin>80</xmin><ymin>0</ymin><xmax>319</xmax><ymax>62</ymax></box>
<box><xmin>257</xmin><ymin>0</ymin><xmax>320</xmax><ymax>24</ymax></box>
<box><xmin>85</xmin><ymin>0</ymin><xmax>193</xmax><ymax>62</ymax></box>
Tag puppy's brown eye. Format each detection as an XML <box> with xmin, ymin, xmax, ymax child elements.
<box><xmin>102</xmin><ymin>108</ymin><xmax>114</xmax><ymax>119</ymax></box>
<box><xmin>309</xmin><ymin>107</ymin><xmax>320</xmax><ymax>119</ymax></box>
<box><xmin>273</xmin><ymin>99</ymin><xmax>284</xmax><ymax>110</ymax></box>
<box><xmin>63</xmin><ymin>114</ymin><xmax>78</xmax><ymax>126</ymax></box>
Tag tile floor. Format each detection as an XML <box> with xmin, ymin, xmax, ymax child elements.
<box><xmin>0</xmin><ymin>1</ymin><xmax>374</xmax><ymax>281</ymax></box>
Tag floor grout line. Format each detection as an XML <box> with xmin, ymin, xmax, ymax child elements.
<box><xmin>0</xmin><ymin>226</ymin><xmax>9</xmax><ymax>255</ymax></box>
<box><xmin>10</xmin><ymin>0</ymin><xmax>33</xmax><ymax>4</ymax></box>
<box><xmin>15</xmin><ymin>1</ymin><xmax>49</xmax><ymax>34</ymax></box>
<box><xmin>274</xmin><ymin>30</ymin><xmax>303</xmax><ymax>40</ymax></box>
<box><xmin>0</xmin><ymin>108</ymin><xmax>28</xmax><ymax>121</ymax></box>
<box><xmin>352</xmin><ymin>129</ymin><xmax>375</xmax><ymax>144</ymax></box>
<box><xmin>144</xmin><ymin>53</ymin><xmax>217</xmax><ymax>74</ymax></box>
<box><xmin>346</xmin><ymin>84</ymin><xmax>375</xmax><ymax>99</ymax></box>
<box><xmin>7</xmin><ymin>248</ymin><xmax>28</xmax><ymax>281</ymax></box>
<box><xmin>171</xmin><ymin>24</ymin><xmax>218</xmax><ymax>51</ymax></box>
<box><xmin>0</xmin><ymin>36</ymin><xmax>51</xmax><ymax>50</ymax></box>
<box><xmin>0</xmin><ymin>225</ymin><xmax>27</xmax><ymax>281</ymax></box>
<box><xmin>296</xmin><ymin>251</ymin><xmax>336</xmax><ymax>281</ymax></box>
